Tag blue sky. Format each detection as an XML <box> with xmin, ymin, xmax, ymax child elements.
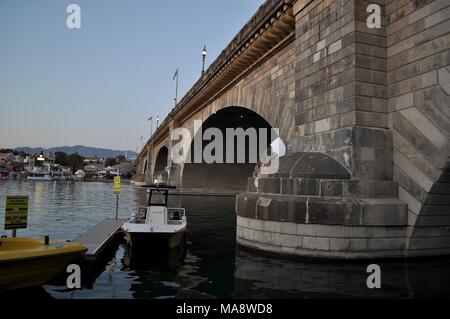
<box><xmin>0</xmin><ymin>0</ymin><xmax>264</xmax><ymax>152</ymax></box>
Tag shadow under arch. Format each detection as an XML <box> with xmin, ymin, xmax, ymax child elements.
<box><xmin>407</xmin><ymin>161</ymin><xmax>450</xmax><ymax>251</ymax></box>
<box><xmin>181</xmin><ymin>106</ymin><xmax>280</xmax><ymax>192</ymax></box>
<box><xmin>143</xmin><ymin>159</ymin><xmax>148</xmax><ymax>174</ymax></box>
<box><xmin>153</xmin><ymin>146</ymin><xmax>169</xmax><ymax>181</ymax></box>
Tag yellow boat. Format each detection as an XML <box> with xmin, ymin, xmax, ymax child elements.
<box><xmin>0</xmin><ymin>237</ymin><xmax>87</xmax><ymax>291</ymax></box>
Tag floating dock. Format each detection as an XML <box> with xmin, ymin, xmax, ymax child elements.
<box><xmin>74</xmin><ymin>218</ymin><xmax>126</xmax><ymax>261</ymax></box>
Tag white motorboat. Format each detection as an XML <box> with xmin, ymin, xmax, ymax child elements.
<box><xmin>26</xmin><ymin>164</ymin><xmax>65</xmax><ymax>181</ymax></box>
<box><xmin>27</xmin><ymin>172</ymin><xmax>53</xmax><ymax>181</ymax></box>
<box><xmin>122</xmin><ymin>184</ymin><xmax>187</xmax><ymax>250</ymax></box>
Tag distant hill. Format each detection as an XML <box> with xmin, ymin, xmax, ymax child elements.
<box><xmin>15</xmin><ymin>145</ymin><xmax>138</xmax><ymax>159</ymax></box>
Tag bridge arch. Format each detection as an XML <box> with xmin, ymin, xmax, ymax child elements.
<box><xmin>143</xmin><ymin>159</ymin><xmax>148</xmax><ymax>175</ymax></box>
<box><xmin>152</xmin><ymin>146</ymin><xmax>169</xmax><ymax>181</ymax></box>
<box><xmin>180</xmin><ymin>106</ymin><xmax>281</xmax><ymax>192</ymax></box>
<box><xmin>405</xmin><ymin>161</ymin><xmax>450</xmax><ymax>254</ymax></box>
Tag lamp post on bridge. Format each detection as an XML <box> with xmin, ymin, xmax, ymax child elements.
<box><xmin>201</xmin><ymin>46</ymin><xmax>207</xmax><ymax>76</ymax></box>
<box><xmin>148</xmin><ymin>116</ymin><xmax>154</xmax><ymax>180</ymax></box>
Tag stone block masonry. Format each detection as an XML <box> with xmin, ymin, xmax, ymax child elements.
<box><xmin>293</xmin><ymin>0</ymin><xmax>391</xmax><ymax>182</ymax></box>
<box><xmin>386</xmin><ymin>0</ymin><xmax>450</xmax><ymax>256</ymax></box>
<box><xmin>135</xmin><ymin>0</ymin><xmax>450</xmax><ymax>259</ymax></box>
<box><xmin>236</xmin><ymin>0</ymin><xmax>450</xmax><ymax>259</ymax></box>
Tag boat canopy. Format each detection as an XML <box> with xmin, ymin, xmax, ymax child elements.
<box><xmin>145</xmin><ymin>184</ymin><xmax>176</xmax><ymax>207</ymax></box>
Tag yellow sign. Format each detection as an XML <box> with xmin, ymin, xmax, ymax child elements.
<box><xmin>114</xmin><ymin>176</ymin><xmax>121</xmax><ymax>194</ymax></box>
<box><xmin>4</xmin><ymin>196</ymin><xmax>29</xmax><ymax>230</ymax></box>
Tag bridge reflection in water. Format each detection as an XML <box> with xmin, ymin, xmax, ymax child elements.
<box><xmin>234</xmin><ymin>249</ymin><xmax>450</xmax><ymax>299</ymax></box>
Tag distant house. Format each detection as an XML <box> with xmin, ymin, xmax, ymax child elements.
<box><xmin>0</xmin><ymin>152</ymin><xmax>16</xmax><ymax>165</ymax></box>
<box><xmin>98</xmin><ymin>166</ymin><xmax>120</xmax><ymax>180</ymax></box>
<box><xmin>47</xmin><ymin>152</ymin><xmax>56</xmax><ymax>163</ymax></box>
<box><xmin>0</xmin><ymin>166</ymin><xmax>10</xmax><ymax>179</ymax></box>
<box><xmin>30</xmin><ymin>152</ymin><xmax>55</xmax><ymax>166</ymax></box>
<box><xmin>83</xmin><ymin>165</ymin><xmax>99</xmax><ymax>180</ymax></box>
<box><xmin>61</xmin><ymin>166</ymin><xmax>72</xmax><ymax>175</ymax></box>
<box><xmin>113</xmin><ymin>161</ymin><xmax>134</xmax><ymax>177</ymax></box>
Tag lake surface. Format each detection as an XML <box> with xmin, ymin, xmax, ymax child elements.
<box><xmin>1</xmin><ymin>180</ymin><xmax>450</xmax><ymax>299</ymax></box>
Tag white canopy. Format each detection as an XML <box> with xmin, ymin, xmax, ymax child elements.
<box><xmin>75</xmin><ymin>169</ymin><xmax>86</xmax><ymax>177</ymax></box>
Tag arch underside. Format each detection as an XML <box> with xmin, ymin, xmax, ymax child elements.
<box><xmin>407</xmin><ymin>162</ymin><xmax>450</xmax><ymax>255</ymax></box>
<box><xmin>153</xmin><ymin>146</ymin><xmax>169</xmax><ymax>182</ymax></box>
<box><xmin>181</xmin><ymin>106</ymin><xmax>278</xmax><ymax>192</ymax></box>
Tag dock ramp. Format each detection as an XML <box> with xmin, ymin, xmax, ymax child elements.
<box><xmin>74</xmin><ymin>218</ymin><xmax>126</xmax><ymax>261</ymax></box>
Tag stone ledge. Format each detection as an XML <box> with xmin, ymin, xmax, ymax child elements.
<box><xmin>252</xmin><ymin>177</ymin><xmax>399</xmax><ymax>198</ymax></box>
<box><xmin>236</xmin><ymin>193</ymin><xmax>408</xmax><ymax>226</ymax></box>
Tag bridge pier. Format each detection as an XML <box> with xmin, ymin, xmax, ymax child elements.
<box><xmin>135</xmin><ymin>0</ymin><xmax>450</xmax><ymax>258</ymax></box>
<box><xmin>236</xmin><ymin>0</ymin><xmax>450</xmax><ymax>259</ymax></box>
<box><xmin>236</xmin><ymin>152</ymin><xmax>408</xmax><ymax>259</ymax></box>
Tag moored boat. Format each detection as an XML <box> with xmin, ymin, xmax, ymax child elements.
<box><xmin>0</xmin><ymin>237</ymin><xmax>87</xmax><ymax>291</ymax></box>
<box><xmin>27</xmin><ymin>172</ymin><xmax>53</xmax><ymax>181</ymax></box>
<box><xmin>122</xmin><ymin>184</ymin><xmax>187</xmax><ymax>250</ymax></box>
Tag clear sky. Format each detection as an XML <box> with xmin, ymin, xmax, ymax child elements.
<box><xmin>0</xmin><ymin>0</ymin><xmax>264</xmax><ymax>152</ymax></box>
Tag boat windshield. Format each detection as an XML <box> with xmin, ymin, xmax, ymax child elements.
<box><xmin>148</xmin><ymin>189</ymin><xmax>169</xmax><ymax>207</ymax></box>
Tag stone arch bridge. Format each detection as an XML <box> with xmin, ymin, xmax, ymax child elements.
<box><xmin>135</xmin><ymin>0</ymin><xmax>450</xmax><ymax>259</ymax></box>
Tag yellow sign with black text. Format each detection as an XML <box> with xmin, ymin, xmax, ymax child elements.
<box><xmin>114</xmin><ymin>176</ymin><xmax>121</xmax><ymax>194</ymax></box>
<box><xmin>4</xmin><ymin>196</ymin><xmax>29</xmax><ymax>230</ymax></box>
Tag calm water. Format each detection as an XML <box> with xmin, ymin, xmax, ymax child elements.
<box><xmin>1</xmin><ymin>180</ymin><xmax>450</xmax><ymax>299</ymax></box>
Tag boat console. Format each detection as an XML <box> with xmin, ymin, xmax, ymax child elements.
<box><xmin>122</xmin><ymin>183</ymin><xmax>187</xmax><ymax>250</ymax></box>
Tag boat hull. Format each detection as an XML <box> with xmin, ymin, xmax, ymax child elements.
<box><xmin>0</xmin><ymin>253</ymin><xmax>81</xmax><ymax>290</ymax></box>
<box><xmin>0</xmin><ymin>238</ymin><xmax>87</xmax><ymax>291</ymax></box>
<box><xmin>27</xmin><ymin>177</ymin><xmax>52</xmax><ymax>181</ymax></box>
<box><xmin>125</xmin><ymin>230</ymin><xmax>186</xmax><ymax>251</ymax></box>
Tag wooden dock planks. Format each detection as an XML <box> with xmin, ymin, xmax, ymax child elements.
<box><xmin>74</xmin><ymin>218</ymin><xmax>126</xmax><ymax>261</ymax></box>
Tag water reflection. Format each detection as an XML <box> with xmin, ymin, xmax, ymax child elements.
<box><xmin>122</xmin><ymin>242</ymin><xmax>186</xmax><ymax>270</ymax></box>
<box><xmin>1</xmin><ymin>181</ymin><xmax>450</xmax><ymax>299</ymax></box>
<box><xmin>0</xmin><ymin>180</ymin><xmax>145</xmax><ymax>239</ymax></box>
<box><xmin>121</xmin><ymin>242</ymin><xmax>210</xmax><ymax>299</ymax></box>
<box><xmin>234</xmin><ymin>249</ymin><xmax>450</xmax><ymax>299</ymax></box>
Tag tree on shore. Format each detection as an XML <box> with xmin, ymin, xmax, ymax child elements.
<box><xmin>55</xmin><ymin>152</ymin><xmax>67</xmax><ymax>166</ymax></box>
<box><xmin>67</xmin><ymin>153</ymin><xmax>84</xmax><ymax>173</ymax></box>
<box><xmin>104</xmin><ymin>158</ymin><xmax>117</xmax><ymax>167</ymax></box>
<box><xmin>55</xmin><ymin>151</ymin><xmax>84</xmax><ymax>173</ymax></box>
<box><xmin>117</xmin><ymin>155</ymin><xmax>127</xmax><ymax>163</ymax></box>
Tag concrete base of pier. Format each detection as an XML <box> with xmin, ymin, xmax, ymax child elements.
<box><xmin>235</xmin><ymin>152</ymin><xmax>450</xmax><ymax>259</ymax></box>
<box><xmin>236</xmin><ymin>194</ymin><xmax>409</xmax><ymax>259</ymax></box>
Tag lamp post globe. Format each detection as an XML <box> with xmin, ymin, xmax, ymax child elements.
<box><xmin>201</xmin><ymin>46</ymin><xmax>207</xmax><ymax>75</ymax></box>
